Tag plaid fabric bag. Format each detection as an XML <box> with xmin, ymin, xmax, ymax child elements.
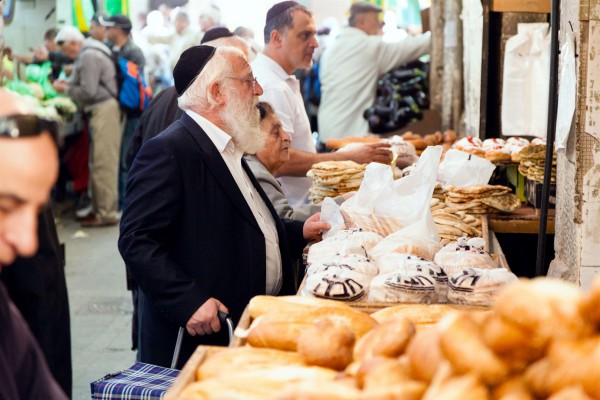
<box><xmin>91</xmin><ymin>362</ymin><xmax>179</xmax><ymax>400</ymax></box>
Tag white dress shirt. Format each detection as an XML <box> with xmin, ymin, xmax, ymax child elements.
<box><xmin>318</xmin><ymin>28</ymin><xmax>431</xmax><ymax>141</ymax></box>
<box><xmin>186</xmin><ymin>110</ymin><xmax>283</xmax><ymax>295</ymax></box>
<box><xmin>251</xmin><ymin>53</ymin><xmax>316</xmax><ymax>207</ymax></box>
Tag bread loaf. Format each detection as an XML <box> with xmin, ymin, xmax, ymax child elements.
<box><xmin>248</xmin><ymin>295</ymin><xmax>351</xmax><ymax>320</ymax></box>
<box><xmin>297</xmin><ymin>319</ymin><xmax>355</xmax><ymax>370</ymax></box>
<box><xmin>406</xmin><ymin>326</ymin><xmax>446</xmax><ymax>382</ymax></box>
<box><xmin>196</xmin><ymin>347</ymin><xmax>305</xmax><ymax>380</ymax></box>
<box><xmin>353</xmin><ymin>317</ymin><xmax>415</xmax><ymax>362</ymax></box>
<box><xmin>355</xmin><ymin>356</ymin><xmax>413</xmax><ymax>390</ymax></box>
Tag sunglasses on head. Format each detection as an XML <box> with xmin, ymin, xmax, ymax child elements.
<box><xmin>0</xmin><ymin>114</ymin><xmax>60</xmax><ymax>142</ymax></box>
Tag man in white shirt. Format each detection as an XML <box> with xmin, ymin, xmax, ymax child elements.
<box><xmin>318</xmin><ymin>2</ymin><xmax>431</xmax><ymax>142</ymax></box>
<box><xmin>147</xmin><ymin>11</ymin><xmax>202</xmax><ymax>71</ymax></box>
<box><xmin>252</xmin><ymin>1</ymin><xmax>393</xmax><ymax>207</ymax></box>
<box><xmin>119</xmin><ymin>45</ymin><xmax>328</xmax><ymax>368</ymax></box>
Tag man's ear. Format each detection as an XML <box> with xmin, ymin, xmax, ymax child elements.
<box><xmin>270</xmin><ymin>29</ymin><xmax>284</xmax><ymax>48</ymax></box>
<box><xmin>208</xmin><ymin>81</ymin><xmax>226</xmax><ymax>107</ymax></box>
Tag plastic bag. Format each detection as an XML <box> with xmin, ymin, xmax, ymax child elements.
<box><xmin>340</xmin><ymin>146</ymin><xmax>443</xmax><ymax>237</ymax></box>
<box><xmin>555</xmin><ymin>32</ymin><xmax>576</xmax><ymax>152</ymax></box>
<box><xmin>447</xmin><ymin>267</ymin><xmax>518</xmax><ymax>306</ymax></box>
<box><xmin>369</xmin><ymin>219</ymin><xmax>442</xmax><ymax>262</ymax></box>
<box><xmin>437</xmin><ymin>149</ymin><xmax>496</xmax><ymax>188</ymax></box>
<box><xmin>502</xmin><ymin>23</ymin><xmax>550</xmax><ymax>138</ymax></box>
<box><xmin>320</xmin><ymin>197</ymin><xmax>346</xmax><ymax>240</ymax></box>
<box><xmin>433</xmin><ymin>237</ymin><xmax>498</xmax><ymax>277</ymax></box>
<box><xmin>306</xmin><ymin>228</ymin><xmax>384</xmax><ymax>265</ymax></box>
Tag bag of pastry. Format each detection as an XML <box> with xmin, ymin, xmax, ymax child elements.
<box><xmin>340</xmin><ymin>146</ymin><xmax>443</xmax><ymax>237</ymax></box>
<box><xmin>369</xmin><ymin>219</ymin><xmax>442</xmax><ymax>262</ymax></box>
<box><xmin>306</xmin><ymin>228</ymin><xmax>384</xmax><ymax>265</ymax></box>
<box><xmin>434</xmin><ymin>237</ymin><xmax>498</xmax><ymax>276</ymax></box>
<box><xmin>447</xmin><ymin>267</ymin><xmax>518</xmax><ymax>306</ymax></box>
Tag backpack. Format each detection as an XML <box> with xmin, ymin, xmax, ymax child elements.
<box><xmin>113</xmin><ymin>54</ymin><xmax>152</xmax><ymax>113</ymax></box>
<box><xmin>90</xmin><ymin>46</ymin><xmax>152</xmax><ymax>113</ymax></box>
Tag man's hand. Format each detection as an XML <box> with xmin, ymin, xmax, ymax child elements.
<box><xmin>340</xmin><ymin>142</ymin><xmax>392</xmax><ymax>165</ymax></box>
<box><xmin>303</xmin><ymin>212</ymin><xmax>330</xmax><ymax>241</ymax></box>
<box><xmin>52</xmin><ymin>80</ymin><xmax>68</xmax><ymax>93</ymax></box>
<box><xmin>33</xmin><ymin>46</ymin><xmax>49</xmax><ymax>62</ymax></box>
<box><xmin>186</xmin><ymin>298</ymin><xmax>229</xmax><ymax>336</ymax></box>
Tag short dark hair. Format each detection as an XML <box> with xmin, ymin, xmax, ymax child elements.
<box><xmin>257</xmin><ymin>101</ymin><xmax>275</xmax><ymax>121</ymax></box>
<box><xmin>263</xmin><ymin>5</ymin><xmax>311</xmax><ymax>44</ymax></box>
<box><xmin>44</xmin><ymin>28</ymin><xmax>58</xmax><ymax>41</ymax></box>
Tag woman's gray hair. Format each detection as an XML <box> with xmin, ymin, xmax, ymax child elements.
<box><xmin>177</xmin><ymin>46</ymin><xmax>245</xmax><ymax>112</ymax></box>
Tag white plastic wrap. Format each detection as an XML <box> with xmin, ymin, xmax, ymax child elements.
<box><xmin>434</xmin><ymin>237</ymin><xmax>498</xmax><ymax>277</ymax></box>
<box><xmin>303</xmin><ymin>268</ymin><xmax>371</xmax><ymax>302</ymax></box>
<box><xmin>306</xmin><ymin>254</ymin><xmax>378</xmax><ymax>277</ymax></box>
<box><xmin>306</xmin><ymin>229</ymin><xmax>383</xmax><ymax>265</ymax></box>
<box><xmin>320</xmin><ymin>197</ymin><xmax>346</xmax><ymax>240</ymax></box>
<box><xmin>369</xmin><ymin>219</ymin><xmax>442</xmax><ymax>262</ymax></box>
<box><xmin>437</xmin><ymin>149</ymin><xmax>496</xmax><ymax>189</ymax></box>
<box><xmin>368</xmin><ymin>272</ymin><xmax>438</xmax><ymax>304</ymax></box>
<box><xmin>447</xmin><ymin>267</ymin><xmax>518</xmax><ymax>306</ymax></box>
<box><xmin>340</xmin><ymin>146</ymin><xmax>443</xmax><ymax>237</ymax></box>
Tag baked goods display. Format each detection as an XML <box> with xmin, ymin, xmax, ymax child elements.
<box><xmin>518</xmin><ymin>143</ymin><xmax>557</xmax><ymax>183</ymax></box>
<box><xmin>447</xmin><ymin>267</ymin><xmax>518</xmax><ymax>307</ymax></box>
<box><xmin>432</xmin><ymin>209</ymin><xmax>483</xmax><ymax>245</ymax></box>
<box><xmin>304</xmin><ymin>265</ymin><xmax>372</xmax><ymax>301</ymax></box>
<box><xmin>445</xmin><ymin>184</ymin><xmax>522</xmax><ymax>213</ymax></box>
<box><xmin>172</xmin><ymin>276</ymin><xmax>600</xmax><ymax>399</ymax></box>
<box><xmin>307</xmin><ymin>161</ymin><xmax>366</xmax><ymax>204</ymax></box>
<box><xmin>306</xmin><ymin>229</ymin><xmax>383</xmax><ymax>265</ymax></box>
<box><xmin>452</xmin><ymin>136</ymin><xmax>532</xmax><ymax>163</ymax></box>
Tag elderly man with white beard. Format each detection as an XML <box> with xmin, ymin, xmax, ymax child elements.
<box><xmin>118</xmin><ymin>45</ymin><xmax>329</xmax><ymax>368</ymax></box>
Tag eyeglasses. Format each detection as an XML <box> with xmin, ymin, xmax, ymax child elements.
<box><xmin>0</xmin><ymin>114</ymin><xmax>59</xmax><ymax>143</ymax></box>
<box><xmin>226</xmin><ymin>76</ymin><xmax>259</xmax><ymax>90</ymax></box>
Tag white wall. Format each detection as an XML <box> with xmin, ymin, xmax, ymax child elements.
<box><xmin>3</xmin><ymin>0</ymin><xmax>57</xmax><ymax>53</ymax></box>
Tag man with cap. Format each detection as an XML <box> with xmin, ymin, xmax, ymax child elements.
<box><xmin>53</xmin><ymin>26</ymin><xmax>122</xmax><ymax>227</ymax></box>
<box><xmin>318</xmin><ymin>2</ymin><xmax>431</xmax><ymax>141</ymax></box>
<box><xmin>119</xmin><ymin>45</ymin><xmax>328</xmax><ymax>368</ymax></box>
<box><xmin>125</xmin><ymin>27</ymin><xmax>249</xmax><ymax>169</ymax></box>
<box><xmin>100</xmin><ymin>14</ymin><xmax>147</xmax><ymax>212</ymax></box>
<box><xmin>252</xmin><ymin>1</ymin><xmax>393</xmax><ymax>208</ymax></box>
<box><xmin>0</xmin><ymin>88</ymin><xmax>68</xmax><ymax>399</ymax></box>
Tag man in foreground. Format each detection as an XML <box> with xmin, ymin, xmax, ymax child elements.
<box><xmin>0</xmin><ymin>88</ymin><xmax>68</xmax><ymax>399</ymax></box>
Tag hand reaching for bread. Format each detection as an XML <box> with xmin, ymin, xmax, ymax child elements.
<box><xmin>303</xmin><ymin>212</ymin><xmax>330</xmax><ymax>241</ymax></box>
<box><xmin>186</xmin><ymin>298</ymin><xmax>229</xmax><ymax>336</ymax></box>
<box><xmin>341</xmin><ymin>142</ymin><xmax>393</xmax><ymax>165</ymax></box>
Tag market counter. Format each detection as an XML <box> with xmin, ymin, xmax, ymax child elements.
<box><xmin>487</xmin><ymin>206</ymin><xmax>555</xmax><ymax>234</ymax></box>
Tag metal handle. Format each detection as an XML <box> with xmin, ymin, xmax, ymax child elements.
<box><xmin>170</xmin><ymin>310</ymin><xmax>233</xmax><ymax>369</ymax></box>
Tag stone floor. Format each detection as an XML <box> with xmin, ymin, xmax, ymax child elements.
<box><xmin>56</xmin><ymin>209</ymin><xmax>135</xmax><ymax>399</ymax></box>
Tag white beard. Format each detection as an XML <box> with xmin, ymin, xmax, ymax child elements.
<box><xmin>221</xmin><ymin>92</ymin><xmax>265</xmax><ymax>154</ymax></box>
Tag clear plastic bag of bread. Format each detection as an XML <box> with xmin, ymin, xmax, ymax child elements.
<box><xmin>319</xmin><ymin>197</ymin><xmax>346</xmax><ymax>240</ymax></box>
<box><xmin>369</xmin><ymin>219</ymin><xmax>443</xmax><ymax>262</ymax></box>
<box><xmin>306</xmin><ymin>228</ymin><xmax>383</xmax><ymax>265</ymax></box>
<box><xmin>438</xmin><ymin>149</ymin><xmax>496</xmax><ymax>189</ymax></box>
<box><xmin>434</xmin><ymin>236</ymin><xmax>498</xmax><ymax>276</ymax></box>
<box><xmin>382</xmin><ymin>135</ymin><xmax>419</xmax><ymax>167</ymax></box>
<box><xmin>340</xmin><ymin>146</ymin><xmax>443</xmax><ymax>237</ymax></box>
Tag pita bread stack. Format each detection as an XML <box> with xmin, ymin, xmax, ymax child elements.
<box><xmin>307</xmin><ymin>161</ymin><xmax>366</xmax><ymax>204</ymax></box>
<box><xmin>518</xmin><ymin>144</ymin><xmax>557</xmax><ymax>183</ymax></box>
<box><xmin>431</xmin><ymin>209</ymin><xmax>483</xmax><ymax>245</ymax></box>
<box><xmin>445</xmin><ymin>185</ymin><xmax>522</xmax><ymax>214</ymax></box>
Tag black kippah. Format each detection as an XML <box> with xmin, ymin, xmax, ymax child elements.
<box><xmin>266</xmin><ymin>1</ymin><xmax>299</xmax><ymax>23</ymax></box>
<box><xmin>201</xmin><ymin>27</ymin><xmax>234</xmax><ymax>44</ymax></box>
<box><xmin>173</xmin><ymin>45</ymin><xmax>216</xmax><ymax>96</ymax></box>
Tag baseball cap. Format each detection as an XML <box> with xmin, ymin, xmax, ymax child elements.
<box><xmin>55</xmin><ymin>26</ymin><xmax>85</xmax><ymax>44</ymax></box>
<box><xmin>99</xmin><ymin>14</ymin><xmax>132</xmax><ymax>30</ymax></box>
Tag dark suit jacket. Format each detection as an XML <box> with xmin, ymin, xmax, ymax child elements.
<box><xmin>118</xmin><ymin>112</ymin><xmax>305</xmax><ymax>368</ymax></box>
<box><xmin>1</xmin><ymin>205</ymin><xmax>72</xmax><ymax>397</ymax></box>
<box><xmin>126</xmin><ymin>86</ymin><xmax>182</xmax><ymax>169</ymax></box>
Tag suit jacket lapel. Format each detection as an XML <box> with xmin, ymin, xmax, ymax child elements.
<box><xmin>179</xmin><ymin>113</ymin><xmax>260</xmax><ymax>232</ymax></box>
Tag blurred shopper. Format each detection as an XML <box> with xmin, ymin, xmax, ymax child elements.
<box><xmin>89</xmin><ymin>13</ymin><xmax>108</xmax><ymax>42</ymax></box>
<box><xmin>119</xmin><ymin>45</ymin><xmax>327</xmax><ymax>368</ymax></box>
<box><xmin>53</xmin><ymin>26</ymin><xmax>121</xmax><ymax>227</ymax></box>
<box><xmin>199</xmin><ymin>4</ymin><xmax>221</xmax><ymax>33</ymax></box>
<box><xmin>100</xmin><ymin>14</ymin><xmax>146</xmax><ymax>211</ymax></box>
<box><xmin>252</xmin><ymin>1</ymin><xmax>392</xmax><ymax>207</ymax></box>
<box><xmin>0</xmin><ymin>88</ymin><xmax>68</xmax><ymax>400</ymax></box>
<box><xmin>245</xmin><ymin>101</ymin><xmax>348</xmax><ymax>222</ymax></box>
<box><xmin>4</xmin><ymin>28</ymin><xmax>73</xmax><ymax>80</ymax></box>
<box><xmin>147</xmin><ymin>11</ymin><xmax>201</xmax><ymax>70</ymax></box>
<box><xmin>318</xmin><ymin>2</ymin><xmax>430</xmax><ymax>141</ymax></box>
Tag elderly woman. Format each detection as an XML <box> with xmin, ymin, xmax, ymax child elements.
<box><xmin>244</xmin><ymin>102</ymin><xmax>348</xmax><ymax>222</ymax></box>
